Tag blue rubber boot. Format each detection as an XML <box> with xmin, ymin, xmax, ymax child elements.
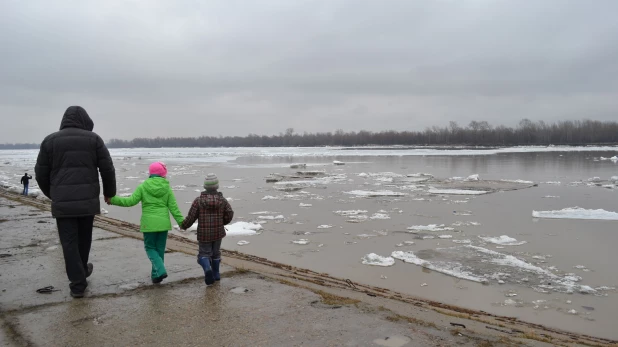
<box><xmin>212</xmin><ymin>258</ymin><xmax>221</xmax><ymax>281</ymax></box>
<box><xmin>198</xmin><ymin>257</ymin><xmax>215</xmax><ymax>285</ymax></box>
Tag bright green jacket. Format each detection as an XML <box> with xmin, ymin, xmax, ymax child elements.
<box><xmin>110</xmin><ymin>176</ymin><xmax>184</xmax><ymax>232</ymax></box>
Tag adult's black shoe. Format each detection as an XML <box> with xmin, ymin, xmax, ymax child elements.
<box><xmin>86</xmin><ymin>263</ymin><xmax>94</xmax><ymax>278</ymax></box>
<box><xmin>70</xmin><ymin>291</ymin><xmax>85</xmax><ymax>299</ymax></box>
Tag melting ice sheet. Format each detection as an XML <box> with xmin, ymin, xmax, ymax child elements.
<box><xmin>532</xmin><ymin>207</ymin><xmax>618</xmax><ymax>220</ymax></box>
<box><xmin>362</xmin><ymin>253</ymin><xmax>395</xmax><ymax>267</ymax></box>
<box><xmin>392</xmin><ymin>246</ymin><xmax>606</xmax><ymax>295</ymax></box>
<box><xmin>479</xmin><ymin>235</ymin><xmax>527</xmax><ymax>246</ymax></box>
<box><xmin>428</xmin><ymin>188</ymin><xmax>489</xmax><ymax>195</ymax></box>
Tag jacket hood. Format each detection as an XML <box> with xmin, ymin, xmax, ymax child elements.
<box><xmin>60</xmin><ymin>106</ymin><xmax>94</xmax><ymax>131</ymax></box>
<box><xmin>200</xmin><ymin>191</ymin><xmax>225</xmax><ymax>210</ymax></box>
<box><xmin>142</xmin><ymin>177</ymin><xmax>170</xmax><ymax>198</ymax></box>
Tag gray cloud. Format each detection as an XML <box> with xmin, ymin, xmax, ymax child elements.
<box><xmin>1</xmin><ymin>0</ymin><xmax>617</xmax><ymax>142</ymax></box>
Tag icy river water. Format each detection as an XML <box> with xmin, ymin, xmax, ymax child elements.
<box><xmin>2</xmin><ymin>146</ymin><xmax>618</xmax><ymax>339</ymax></box>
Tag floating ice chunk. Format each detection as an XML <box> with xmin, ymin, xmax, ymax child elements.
<box><xmin>334</xmin><ymin>210</ymin><xmax>368</xmax><ymax>216</ymax></box>
<box><xmin>588</xmin><ymin>177</ymin><xmax>602</xmax><ymax>183</ymax></box>
<box><xmin>370</xmin><ymin>213</ymin><xmax>390</xmax><ymax>220</ymax></box>
<box><xmin>45</xmin><ymin>246</ymin><xmax>58</xmax><ymax>251</ymax></box>
<box><xmin>500</xmin><ymin>179</ymin><xmax>534</xmax><ymax>184</ymax></box>
<box><xmin>249</xmin><ymin>211</ymin><xmax>280</xmax><ymax>215</ymax></box>
<box><xmin>361</xmin><ymin>253</ymin><xmax>395</xmax><ymax>267</ymax></box>
<box><xmin>464</xmin><ymin>174</ymin><xmax>479</xmax><ymax>181</ymax></box>
<box><xmin>611</xmin><ymin>176</ymin><xmax>618</xmax><ymax>183</ymax></box>
<box><xmin>479</xmin><ymin>235</ymin><xmax>527</xmax><ymax>246</ymax></box>
<box><xmin>346</xmin><ymin>215</ymin><xmax>368</xmax><ymax>222</ymax></box>
<box><xmin>438</xmin><ymin>235</ymin><xmax>453</xmax><ymax>239</ymax></box>
<box><xmin>391</xmin><ymin>251</ymin><xmax>487</xmax><ymax>283</ymax></box>
<box><xmin>407</xmin><ymin>224</ymin><xmax>455</xmax><ymax>232</ymax></box>
<box><xmin>407</xmin><ymin>173</ymin><xmax>433</xmax><ymax>178</ymax></box>
<box><xmin>333</xmin><ymin>160</ymin><xmax>345</xmax><ymax>165</ymax></box>
<box><xmin>357</xmin><ymin>172</ymin><xmax>369</xmax><ymax>177</ymax></box>
<box><xmin>452</xmin><ymin>221</ymin><xmax>480</xmax><ymax>227</ymax></box>
<box><xmin>600</xmin><ymin>156</ymin><xmax>618</xmax><ymax>162</ymax></box>
<box><xmin>448</xmin><ymin>176</ymin><xmax>464</xmax><ymax>181</ymax></box>
<box><xmin>258</xmin><ymin>215</ymin><xmax>285</xmax><ymax>220</ymax></box>
<box><xmin>237</xmin><ymin>240</ymin><xmax>250</xmax><ymax>246</ymax></box>
<box><xmin>262</xmin><ymin>195</ymin><xmax>280</xmax><ymax>200</ymax></box>
<box><xmin>226</xmin><ymin>222</ymin><xmax>263</xmax><ymax>236</ymax></box>
<box><xmin>403</xmin><ymin>241</ymin><xmax>415</xmax><ymax>245</ymax></box>
<box><xmin>125</xmin><ymin>176</ymin><xmax>140</xmax><ymax>179</ymax></box>
<box><xmin>101</xmin><ymin>208</ymin><xmax>109</xmax><ymax>214</ymax></box>
<box><xmin>225</xmin><ymin>185</ymin><xmax>237</xmax><ymax>189</ymax></box>
<box><xmin>452</xmin><ymin>239</ymin><xmax>472</xmax><ymax>244</ymax></box>
<box><xmin>299</xmin><ymin>203</ymin><xmax>312</xmax><ymax>207</ymax></box>
<box><xmin>532</xmin><ymin>207</ymin><xmax>618</xmax><ymax>220</ymax></box>
<box><xmin>317</xmin><ymin>225</ymin><xmax>333</xmax><ymax>229</ymax></box>
<box><xmin>544</xmin><ymin>181</ymin><xmax>561</xmax><ymax>185</ymax></box>
<box><xmin>421</xmin><ymin>283</ymin><xmax>428</xmax><ymax>287</ymax></box>
<box><xmin>422</xmin><ymin>236</ymin><xmax>435</xmax><ymax>239</ymax></box>
<box><xmin>344</xmin><ymin>190</ymin><xmax>407</xmax><ymax>197</ymax></box>
<box><xmin>568</xmin><ymin>309</ymin><xmax>578</xmax><ymax>315</ymax></box>
<box><xmin>428</xmin><ymin>188</ymin><xmax>489</xmax><ymax>195</ymax></box>
<box><xmin>291</xmin><ymin>239</ymin><xmax>310</xmax><ymax>245</ymax></box>
<box><xmin>542</xmin><ymin>195</ymin><xmax>560</xmax><ymax>199</ymax></box>
<box><xmin>412</xmin><ymin>198</ymin><xmax>427</xmax><ymax>201</ymax></box>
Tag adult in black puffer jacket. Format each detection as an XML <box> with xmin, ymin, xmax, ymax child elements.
<box><xmin>35</xmin><ymin>106</ymin><xmax>116</xmax><ymax>297</ymax></box>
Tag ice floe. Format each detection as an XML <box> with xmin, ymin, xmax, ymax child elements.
<box><xmin>438</xmin><ymin>235</ymin><xmax>453</xmax><ymax>239</ymax></box>
<box><xmin>500</xmin><ymin>179</ymin><xmax>534</xmax><ymax>184</ymax></box>
<box><xmin>464</xmin><ymin>174</ymin><xmax>479</xmax><ymax>181</ymax></box>
<box><xmin>237</xmin><ymin>240</ymin><xmax>250</xmax><ymax>246</ymax></box>
<box><xmin>299</xmin><ymin>203</ymin><xmax>312</xmax><ymax>207</ymax></box>
<box><xmin>532</xmin><ymin>207</ymin><xmax>618</xmax><ymax>220</ymax></box>
<box><xmin>452</xmin><ymin>239</ymin><xmax>472</xmax><ymax>244</ymax></box>
<box><xmin>258</xmin><ymin>215</ymin><xmax>285</xmax><ymax>220</ymax></box>
<box><xmin>428</xmin><ymin>188</ymin><xmax>488</xmax><ymax>195</ymax></box>
<box><xmin>226</xmin><ymin>222</ymin><xmax>263</xmax><ymax>236</ymax></box>
<box><xmin>317</xmin><ymin>225</ymin><xmax>333</xmax><ymax>229</ymax></box>
<box><xmin>542</xmin><ymin>195</ymin><xmax>560</xmax><ymax>199</ymax></box>
<box><xmin>344</xmin><ymin>190</ymin><xmax>407</xmax><ymax>197</ymax></box>
<box><xmin>361</xmin><ymin>253</ymin><xmax>395</xmax><ymax>267</ymax></box>
<box><xmin>479</xmin><ymin>235</ymin><xmax>527</xmax><ymax>246</ymax></box>
<box><xmin>452</xmin><ymin>221</ymin><xmax>480</xmax><ymax>227</ymax></box>
<box><xmin>250</xmin><ymin>211</ymin><xmax>280</xmax><ymax>215</ymax></box>
<box><xmin>291</xmin><ymin>239</ymin><xmax>310</xmax><ymax>245</ymax></box>
<box><xmin>391</xmin><ymin>251</ymin><xmax>487</xmax><ymax>283</ymax></box>
<box><xmin>406</xmin><ymin>224</ymin><xmax>455</xmax><ymax>232</ymax></box>
<box><xmin>334</xmin><ymin>210</ymin><xmax>368</xmax><ymax>216</ymax></box>
<box><xmin>369</xmin><ymin>213</ymin><xmax>391</xmax><ymax>220</ymax></box>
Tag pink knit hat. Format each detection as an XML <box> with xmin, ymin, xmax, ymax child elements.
<box><xmin>149</xmin><ymin>162</ymin><xmax>167</xmax><ymax>178</ymax></box>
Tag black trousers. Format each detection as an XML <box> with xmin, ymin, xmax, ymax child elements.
<box><xmin>56</xmin><ymin>216</ymin><xmax>94</xmax><ymax>293</ymax></box>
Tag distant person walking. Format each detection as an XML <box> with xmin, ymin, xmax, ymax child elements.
<box><xmin>35</xmin><ymin>106</ymin><xmax>116</xmax><ymax>298</ymax></box>
<box><xmin>20</xmin><ymin>173</ymin><xmax>32</xmax><ymax>195</ymax></box>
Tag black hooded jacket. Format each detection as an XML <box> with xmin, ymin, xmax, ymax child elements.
<box><xmin>35</xmin><ymin>106</ymin><xmax>116</xmax><ymax>217</ymax></box>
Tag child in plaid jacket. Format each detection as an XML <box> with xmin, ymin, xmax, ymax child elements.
<box><xmin>181</xmin><ymin>173</ymin><xmax>233</xmax><ymax>285</ymax></box>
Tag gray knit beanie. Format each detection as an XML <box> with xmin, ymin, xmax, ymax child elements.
<box><xmin>204</xmin><ymin>173</ymin><xmax>219</xmax><ymax>190</ymax></box>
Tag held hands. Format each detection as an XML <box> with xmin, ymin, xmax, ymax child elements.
<box><xmin>104</xmin><ymin>196</ymin><xmax>112</xmax><ymax>205</ymax></box>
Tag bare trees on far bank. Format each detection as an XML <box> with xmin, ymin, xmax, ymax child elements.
<box><xmin>2</xmin><ymin>119</ymin><xmax>618</xmax><ymax>149</ymax></box>
<box><xmin>104</xmin><ymin>119</ymin><xmax>618</xmax><ymax>148</ymax></box>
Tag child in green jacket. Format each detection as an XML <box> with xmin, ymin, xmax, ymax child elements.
<box><xmin>109</xmin><ymin>162</ymin><xmax>184</xmax><ymax>283</ymax></box>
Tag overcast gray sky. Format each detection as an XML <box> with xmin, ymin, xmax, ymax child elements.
<box><xmin>1</xmin><ymin>0</ymin><xmax>617</xmax><ymax>142</ymax></box>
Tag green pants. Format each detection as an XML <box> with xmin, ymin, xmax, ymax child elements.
<box><xmin>143</xmin><ymin>231</ymin><xmax>168</xmax><ymax>279</ymax></box>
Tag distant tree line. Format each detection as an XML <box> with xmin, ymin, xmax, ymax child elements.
<box><xmin>105</xmin><ymin>119</ymin><xmax>618</xmax><ymax>148</ymax></box>
<box><xmin>2</xmin><ymin>119</ymin><xmax>618</xmax><ymax>149</ymax></box>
